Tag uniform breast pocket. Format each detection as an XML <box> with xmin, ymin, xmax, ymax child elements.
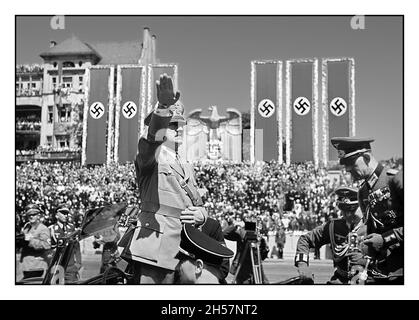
<box><xmin>158</xmin><ymin>167</ymin><xmax>179</xmax><ymax>192</ymax></box>
<box><xmin>129</xmin><ymin>213</ymin><xmax>166</xmax><ymax>263</ymax></box>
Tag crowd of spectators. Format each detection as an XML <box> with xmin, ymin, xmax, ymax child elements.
<box><xmin>15</xmin><ymin>159</ymin><xmax>402</xmax><ymax>235</ymax></box>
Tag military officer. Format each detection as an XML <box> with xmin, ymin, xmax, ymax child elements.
<box><xmin>49</xmin><ymin>204</ymin><xmax>82</xmax><ymax>283</ymax></box>
<box><xmin>295</xmin><ymin>187</ymin><xmax>367</xmax><ymax>284</ymax></box>
<box><xmin>331</xmin><ymin>137</ymin><xmax>403</xmax><ymax>284</ymax></box>
<box><xmin>125</xmin><ymin>74</ymin><xmax>208</xmax><ymax>284</ymax></box>
<box><xmin>19</xmin><ymin>204</ymin><xmax>51</xmax><ymax>280</ymax></box>
<box><xmin>174</xmin><ymin>224</ymin><xmax>234</xmax><ymax>284</ymax></box>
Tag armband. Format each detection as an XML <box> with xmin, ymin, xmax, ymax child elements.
<box><xmin>294</xmin><ymin>253</ymin><xmax>309</xmax><ymax>267</ymax></box>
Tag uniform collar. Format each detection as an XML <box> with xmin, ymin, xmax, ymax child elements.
<box><xmin>160</xmin><ymin>146</ymin><xmax>186</xmax><ymax>177</ymax></box>
<box><xmin>365</xmin><ymin>164</ymin><xmax>384</xmax><ymax>189</ymax></box>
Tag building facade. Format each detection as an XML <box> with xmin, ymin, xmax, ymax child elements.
<box><xmin>16</xmin><ymin>34</ymin><xmax>143</xmax><ymax>152</ymax></box>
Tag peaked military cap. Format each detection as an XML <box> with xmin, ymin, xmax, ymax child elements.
<box><xmin>334</xmin><ymin>186</ymin><xmax>359</xmax><ymax>211</ymax></box>
<box><xmin>176</xmin><ymin>224</ymin><xmax>234</xmax><ymax>267</ymax></box>
<box><xmin>25</xmin><ymin>204</ymin><xmax>42</xmax><ymax>216</ymax></box>
<box><xmin>56</xmin><ymin>204</ymin><xmax>70</xmax><ymax>215</ymax></box>
<box><xmin>330</xmin><ymin>137</ymin><xmax>374</xmax><ymax>165</ymax></box>
<box><xmin>144</xmin><ymin>100</ymin><xmax>186</xmax><ymax>126</ymax></box>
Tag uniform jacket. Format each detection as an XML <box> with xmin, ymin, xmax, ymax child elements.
<box><xmin>275</xmin><ymin>229</ymin><xmax>286</xmax><ymax>245</ymax></box>
<box><xmin>295</xmin><ymin>216</ymin><xmax>366</xmax><ymax>273</ymax></box>
<box><xmin>127</xmin><ymin>109</ymin><xmax>207</xmax><ymax>271</ymax></box>
<box><xmin>20</xmin><ymin>222</ymin><xmax>51</xmax><ymax>272</ymax></box>
<box><xmin>358</xmin><ymin>165</ymin><xmax>403</xmax><ymax>276</ymax></box>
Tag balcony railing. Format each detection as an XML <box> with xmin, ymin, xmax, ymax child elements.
<box><xmin>16</xmin><ymin>64</ymin><xmax>44</xmax><ymax>74</ymax></box>
<box><xmin>16</xmin><ymin>148</ymin><xmax>81</xmax><ymax>163</ymax></box>
<box><xmin>16</xmin><ymin>89</ymin><xmax>42</xmax><ymax>97</ymax></box>
<box><xmin>16</xmin><ymin>121</ymin><xmax>41</xmax><ymax>131</ymax></box>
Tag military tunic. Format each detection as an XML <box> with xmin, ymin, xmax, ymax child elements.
<box><xmin>126</xmin><ymin>108</ymin><xmax>207</xmax><ymax>271</ymax></box>
<box><xmin>295</xmin><ymin>216</ymin><xmax>366</xmax><ymax>284</ymax></box>
<box><xmin>358</xmin><ymin>164</ymin><xmax>403</xmax><ymax>278</ymax></box>
<box><xmin>20</xmin><ymin>222</ymin><xmax>51</xmax><ymax>276</ymax></box>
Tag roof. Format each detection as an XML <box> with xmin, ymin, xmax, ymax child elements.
<box><xmin>40</xmin><ymin>35</ymin><xmax>101</xmax><ymax>60</ymax></box>
<box><xmin>90</xmin><ymin>41</ymin><xmax>142</xmax><ymax>65</ymax></box>
<box><xmin>39</xmin><ymin>30</ymin><xmax>156</xmax><ymax>65</ymax></box>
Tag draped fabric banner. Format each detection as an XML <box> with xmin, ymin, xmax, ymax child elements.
<box><xmin>147</xmin><ymin>64</ymin><xmax>178</xmax><ymax>114</ymax></box>
<box><xmin>115</xmin><ymin>65</ymin><xmax>146</xmax><ymax>164</ymax></box>
<box><xmin>82</xmin><ymin>66</ymin><xmax>114</xmax><ymax>166</ymax></box>
<box><xmin>322</xmin><ymin>58</ymin><xmax>355</xmax><ymax>164</ymax></box>
<box><xmin>286</xmin><ymin>59</ymin><xmax>319</xmax><ymax>165</ymax></box>
<box><xmin>251</xmin><ymin>60</ymin><xmax>282</xmax><ymax>163</ymax></box>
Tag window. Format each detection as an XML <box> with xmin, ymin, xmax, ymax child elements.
<box><xmin>31</xmin><ymin>83</ymin><xmax>36</xmax><ymax>88</ymax></box>
<box><xmin>62</xmin><ymin>76</ymin><xmax>73</xmax><ymax>88</ymax></box>
<box><xmin>79</xmin><ymin>61</ymin><xmax>83</xmax><ymax>67</ymax></box>
<box><xmin>56</xmin><ymin>135</ymin><xmax>69</xmax><ymax>148</ymax></box>
<box><xmin>63</xmin><ymin>61</ymin><xmax>75</xmax><ymax>68</ymax></box>
<box><xmin>52</xmin><ymin>77</ymin><xmax>57</xmax><ymax>90</ymax></box>
<box><xmin>78</xmin><ymin>76</ymin><xmax>84</xmax><ymax>93</ymax></box>
<box><xmin>46</xmin><ymin>136</ymin><xmax>52</xmax><ymax>146</ymax></box>
<box><xmin>59</xmin><ymin>104</ymin><xmax>71</xmax><ymax>122</ymax></box>
<box><xmin>48</xmin><ymin>106</ymin><xmax>54</xmax><ymax>123</ymax></box>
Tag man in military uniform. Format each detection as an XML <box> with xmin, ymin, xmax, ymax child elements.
<box><xmin>19</xmin><ymin>204</ymin><xmax>51</xmax><ymax>280</ymax></box>
<box><xmin>49</xmin><ymin>204</ymin><xmax>82</xmax><ymax>283</ymax></box>
<box><xmin>331</xmin><ymin>137</ymin><xmax>403</xmax><ymax>284</ymax></box>
<box><xmin>174</xmin><ymin>224</ymin><xmax>234</xmax><ymax>284</ymax></box>
<box><xmin>295</xmin><ymin>187</ymin><xmax>367</xmax><ymax>284</ymax></box>
<box><xmin>125</xmin><ymin>74</ymin><xmax>208</xmax><ymax>283</ymax></box>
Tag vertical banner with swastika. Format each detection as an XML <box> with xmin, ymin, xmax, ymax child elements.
<box><xmin>82</xmin><ymin>65</ymin><xmax>115</xmax><ymax>166</ymax></box>
<box><xmin>114</xmin><ymin>65</ymin><xmax>146</xmax><ymax>164</ymax></box>
<box><xmin>147</xmin><ymin>63</ymin><xmax>178</xmax><ymax>114</ymax></box>
<box><xmin>321</xmin><ymin>58</ymin><xmax>355</xmax><ymax>165</ymax></box>
<box><xmin>250</xmin><ymin>60</ymin><xmax>282</xmax><ymax>163</ymax></box>
<box><xmin>285</xmin><ymin>58</ymin><xmax>319</xmax><ymax>166</ymax></box>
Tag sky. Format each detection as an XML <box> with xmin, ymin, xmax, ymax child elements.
<box><xmin>16</xmin><ymin>15</ymin><xmax>403</xmax><ymax>160</ymax></box>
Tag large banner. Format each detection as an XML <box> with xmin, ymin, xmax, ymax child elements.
<box><xmin>321</xmin><ymin>58</ymin><xmax>355</xmax><ymax>164</ymax></box>
<box><xmin>147</xmin><ymin>63</ymin><xmax>178</xmax><ymax>114</ymax></box>
<box><xmin>114</xmin><ymin>65</ymin><xmax>146</xmax><ymax>164</ymax></box>
<box><xmin>285</xmin><ymin>59</ymin><xmax>319</xmax><ymax>165</ymax></box>
<box><xmin>82</xmin><ymin>66</ymin><xmax>114</xmax><ymax>165</ymax></box>
<box><xmin>250</xmin><ymin>60</ymin><xmax>282</xmax><ymax>163</ymax></box>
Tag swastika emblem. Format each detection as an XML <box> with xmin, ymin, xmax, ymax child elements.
<box><xmin>293</xmin><ymin>97</ymin><xmax>311</xmax><ymax>116</ymax></box>
<box><xmin>89</xmin><ymin>102</ymin><xmax>105</xmax><ymax>119</ymax></box>
<box><xmin>122</xmin><ymin>101</ymin><xmax>137</xmax><ymax>119</ymax></box>
<box><xmin>257</xmin><ymin>99</ymin><xmax>275</xmax><ymax>118</ymax></box>
<box><xmin>330</xmin><ymin>97</ymin><xmax>347</xmax><ymax>117</ymax></box>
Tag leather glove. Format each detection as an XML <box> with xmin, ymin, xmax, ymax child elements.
<box><xmin>363</xmin><ymin>233</ymin><xmax>384</xmax><ymax>252</ymax></box>
<box><xmin>346</xmin><ymin>251</ymin><xmax>368</xmax><ymax>266</ymax></box>
<box><xmin>156</xmin><ymin>74</ymin><xmax>180</xmax><ymax>107</ymax></box>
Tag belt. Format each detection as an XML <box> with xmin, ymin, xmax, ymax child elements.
<box><xmin>141</xmin><ymin>204</ymin><xmax>185</xmax><ymax>219</ymax></box>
